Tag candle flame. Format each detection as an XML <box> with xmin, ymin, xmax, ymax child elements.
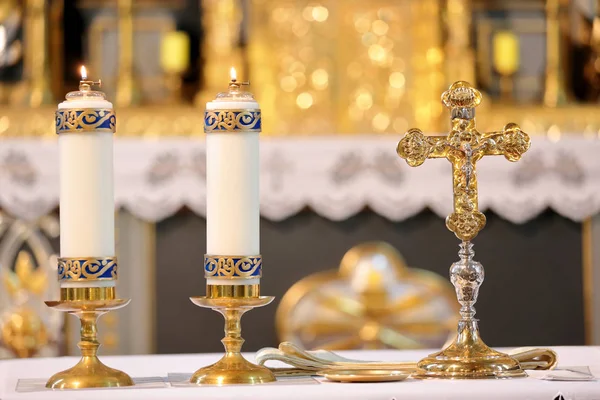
<box><xmin>80</xmin><ymin>65</ymin><xmax>87</xmax><ymax>80</ymax></box>
<box><xmin>230</xmin><ymin>67</ymin><xmax>237</xmax><ymax>81</ymax></box>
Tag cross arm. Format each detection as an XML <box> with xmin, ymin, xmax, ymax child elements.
<box><xmin>480</xmin><ymin>123</ymin><xmax>531</xmax><ymax>162</ymax></box>
<box><xmin>397</xmin><ymin>128</ymin><xmax>450</xmax><ymax>167</ymax></box>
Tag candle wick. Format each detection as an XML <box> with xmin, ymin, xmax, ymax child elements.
<box><xmin>228</xmin><ymin>79</ymin><xmax>250</xmax><ymax>92</ymax></box>
<box><xmin>79</xmin><ymin>78</ymin><xmax>102</xmax><ymax>92</ymax></box>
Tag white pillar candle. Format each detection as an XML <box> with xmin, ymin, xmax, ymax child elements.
<box><xmin>205</xmin><ymin>68</ymin><xmax>261</xmax><ymax>285</ymax></box>
<box><xmin>57</xmin><ymin>67</ymin><xmax>116</xmax><ymax>288</ymax></box>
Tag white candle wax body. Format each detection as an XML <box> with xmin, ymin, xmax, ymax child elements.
<box><xmin>58</xmin><ymin>99</ymin><xmax>115</xmax><ymax>288</ymax></box>
<box><xmin>206</xmin><ymin>100</ymin><xmax>260</xmax><ymax>285</ymax></box>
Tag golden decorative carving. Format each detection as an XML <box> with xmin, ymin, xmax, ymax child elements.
<box><xmin>4</xmin><ymin>251</ymin><xmax>47</xmax><ymax>297</ymax></box>
<box><xmin>57</xmin><ymin>257</ymin><xmax>118</xmax><ymax>281</ymax></box>
<box><xmin>0</xmin><ymin>1</ymin><xmax>598</xmax><ymax>136</ymax></box>
<box><xmin>55</xmin><ymin>109</ymin><xmax>116</xmax><ymax>134</ymax></box>
<box><xmin>1</xmin><ymin>251</ymin><xmax>49</xmax><ymax>358</ymax></box>
<box><xmin>397</xmin><ymin>81</ymin><xmax>530</xmax><ymax>241</ymax></box>
<box><xmin>0</xmin><ymin>103</ymin><xmax>600</xmax><ymax>138</ymax></box>
<box><xmin>204</xmin><ymin>255</ymin><xmax>262</xmax><ymax>278</ymax></box>
<box><xmin>247</xmin><ymin>0</ymin><xmax>432</xmax><ymax>135</ymax></box>
<box><xmin>204</xmin><ymin>110</ymin><xmax>261</xmax><ymax>133</ymax></box>
<box><xmin>0</xmin><ymin>212</ymin><xmax>60</xmax><ymax>359</ymax></box>
<box><xmin>1</xmin><ymin>307</ymin><xmax>49</xmax><ymax>358</ymax></box>
<box><xmin>276</xmin><ymin>242</ymin><xmax>457</xmax><ymax>350</ymax></box>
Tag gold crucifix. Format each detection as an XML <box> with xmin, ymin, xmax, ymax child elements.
<box><xmin>397</xmin><ymin>81</ymin><xmax>531</xmax><ymax>242</ymax></box>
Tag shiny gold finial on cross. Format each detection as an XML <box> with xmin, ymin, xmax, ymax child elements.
<box><xmin>396</xmin><ymin>81</ymin><xmax>531</xmax><ymax>241</ymax></box>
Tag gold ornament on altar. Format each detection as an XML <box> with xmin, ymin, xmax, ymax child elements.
<box><xmin>396</xmin><ymin>81</ymin><xmax>531</xmax><ymax>379</ymax></box>
<box><xmin>276</xmin><ymin>242</ymin><xmax>458</xmax><ymax>350</ymax></box>
<box><xmin>1</xmin><ymin>251</ymin><xmax>49</xmax><ymax>358</ymax></box>
<box><xmin>0</xmin><ymin>212</ymin><xmax>61</xmax><ymax>360</ymax></box>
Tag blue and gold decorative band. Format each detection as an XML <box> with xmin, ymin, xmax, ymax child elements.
<box><xmin>56</xmin><ymin>108</ymin><xmax>116</xmax><ymax>134</ymax></box>
<box><xmin>57</xmin><ymin>257</ymin><xmax>118</xmax><ymax>281</ymax></box>
<box><xmin>204</xmin><ymin>255</ymin><xmax>262</xmax><ymax>278</ymax></box>
<box><xmin>204</xmin><ymin>109</ymin><xmax>261</xmax><ymax>133</ymax></box>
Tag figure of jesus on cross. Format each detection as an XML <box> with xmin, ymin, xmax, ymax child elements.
<box><xmin>397</xmin><ymin>81</ymin><xmax>530</xmax><ymax>242</ymax></box>
<box><xmin>396</xmin><ymin>81</ymin><xmax>531</xmax><ymax>379</ymax></box>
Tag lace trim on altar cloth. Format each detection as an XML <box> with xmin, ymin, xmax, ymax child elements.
<box><xmin>0</xmin><ymin>136</ymin><xmax>597</xmax><ymax>223</ymax></box>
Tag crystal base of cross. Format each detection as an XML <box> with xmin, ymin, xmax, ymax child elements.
<box><xmin>413</xmin><ymin>242</ymin><xmax>526</xmax><ymax>379</ymax></box>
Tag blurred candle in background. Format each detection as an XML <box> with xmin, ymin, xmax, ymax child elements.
<box><xmin>493</xmin><ymin>30</ymin><xmax>520</xmax><ymax>76</ymax></box>
<box><xmin>160</xmin><ymin>31</ymin><xmax>190</xmax><ymax>74</ymax></box>
<box><xmin>160</xmin><ymin>31</ymin><xmax>190</xmax><ymax>102</ymax></box>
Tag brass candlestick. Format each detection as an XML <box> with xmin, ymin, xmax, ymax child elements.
<box><xmin>193</xmin><ymin>77</ymin><xmax>273</xmax><ymax>385</ymax></box>
<box><xmin>45</xmin><ymin>287</ymin><xmax>133</xmax><ymax>388</ymax></box>
<box><xmin>47</xmin><ymin>97</ymin><xmax>132</xmax><ymax>388</ymax></box>
<box><xmin>45</xmin><ymin>259</ymin><xmax>133</xmax><ymax>388</ymax></box>
<box><xmin>190</xmin><ymin>256</ymin><xmax>275</xmax><ymax>385</ymax></box>
<box><xmin>396</xmin><ymin>81</ymin><xmax>531</xmax><ymax>379</ymax></box>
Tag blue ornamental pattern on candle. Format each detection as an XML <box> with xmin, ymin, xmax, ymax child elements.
<box><xmin>57</xmin><ymin>257</ymin><xmax>118</xmax><ymax>281</ymax></box>
<box><xmin>56</xmin><ymin>109</ymin><xmax>116</xmax><ymax>134</ymax></box>
<box><xmin>204</xmin><ymin>255</ymin><xmax>262</xmax><ymax>278</ymax></box>
<box><xmin>204</xmin><ymin>109</ymin><xmax>261</xmax><ymax>133</ymax></box>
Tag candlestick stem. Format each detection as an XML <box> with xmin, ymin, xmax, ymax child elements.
<box><xmin>223</xmin><ymin>308</ymin><xmax>244</xmax><ymax>352</ymax></box>
<box><xmin>44</xmin><ymin>293</ymin><xmax>133</xmax><ymax>388</ymax></box>
<box><xmin>189</xmin><ymin>294</ymin><xmax>276</xmax><ymax>385</ymax></box>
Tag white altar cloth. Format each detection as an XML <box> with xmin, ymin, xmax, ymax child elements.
<box><xmin>1</xmin><ymin>346</ymin><xmax>599</xmax><ymax>399</ymax></box>
<box><xmin>1</xmin><ymin>136</ymin><xmax>599</xmax><ymax>223</ymax></box>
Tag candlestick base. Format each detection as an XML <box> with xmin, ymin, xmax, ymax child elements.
<box><xmin>44</xmin><ymin>289</ymin><xmax>133</xmax><ymax>389</ymax></box>
<box><xmin>412</xmin><ymin>319</ymin><xmax>526</xmax><ymax>379</ymax></box>
<box><xmin>189</xmin><ymin>295</ymin><xmax>276</xmax><ymax>385</ymax></box>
